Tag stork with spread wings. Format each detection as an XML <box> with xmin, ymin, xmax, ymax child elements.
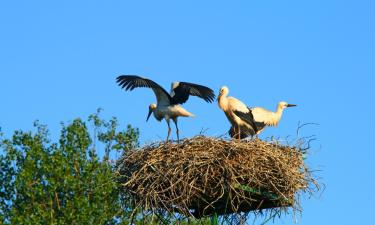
<box><xmin>116</xmin><ymin>75</ymin><xmax>215</xmax><ymax>143</ymax></box>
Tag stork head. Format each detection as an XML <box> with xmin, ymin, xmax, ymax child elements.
<box><xmin>218</xmin><ymin>86</ymin><xmax>229</xmax><ymax>99</ymax></box>
<box><xmin>146</xmin><ymin>103</ymin><xmax>157</xmax><ymax>121</ymax></box>
<box><xmin>278</xmin><ymin>101</ymin><xmax>297</xmax><ymax>109</ymax></box>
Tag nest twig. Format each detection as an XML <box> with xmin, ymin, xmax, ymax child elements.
<box><xmin>116</xmin><ymin>136</ymin><xmax>318</xmax><ymax>220</ymax></box>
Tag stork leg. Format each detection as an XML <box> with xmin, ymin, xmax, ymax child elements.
<box><xmin>165</xmin><ymin>119</ymin><xmax>171</xmax><ymax>143</ymax></box>
<box><xmin>172</xmin><ymin>117</ymin><xmax>180</xmax><ymax>144</ymax></box>
<box><xmin>237</xmin><ymin>125</ymin><xmax>241</xmax><ymax>140</ymax></box>
<box><xmin>231</xmin><ymin>126</ymin><xmax>236</xmax><ymax>140</ymax></box>
<box><xmin>254</xmin><ymin>131</ymin><xmax>260</xmax><ymax>140</ymax></box>
<box><xmin>232</xmin><ymin>126</ymin><xmax>240</xmax><ymax>140</ymax></box>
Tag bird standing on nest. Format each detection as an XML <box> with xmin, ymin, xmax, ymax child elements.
<box><xmin>116</xmin><ymin>75</ymin><xmax>215</xmax><ymax>143</ymax></box>
<box><xmin>232</xmin><ymin>101</ymin><xmax>297</xmax><ymax>138</ymax></box>
<box><xmin>217</xmin><ymin>86</ymin><xmax>258</xmax><ymax>140</ymax></box>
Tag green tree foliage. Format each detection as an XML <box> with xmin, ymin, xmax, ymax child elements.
<box><xmin>0</xmin><ymin>112</ymin><xmax>139</xmax><ymax>224</ymax></box>
<box><xmin>0</xmin><ymin>111</ymin><xmax>214</xmax><ymax>225</ymax></box>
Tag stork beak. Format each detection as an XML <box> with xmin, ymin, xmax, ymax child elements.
<box><xmin>146</xmin><ymin>108</ymin><xmax>152</xmax><ymax>122</ymax></box>
<box><xmin>287</xmin><ymin>104</ymin><xmax>297</xmax><ymax>107</ymax></box>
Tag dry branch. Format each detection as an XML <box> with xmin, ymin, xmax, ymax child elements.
<box><xmin>116</xmin><ymin>136</ymin><xmax>317</xmax><ymax>219</ymax></box>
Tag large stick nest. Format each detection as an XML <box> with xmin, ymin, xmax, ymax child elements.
<box><xmin>116</xmin><ymin>136</ymin><xmax>317</xmax><ymax>219</ymax></box>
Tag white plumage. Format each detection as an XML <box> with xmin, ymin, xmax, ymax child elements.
<box><xmin>217</xmin><ymin>86</ymin><xmax>257</xmax><ymax>140</ymax></box>
<box><xmin>232</xmin><ymin>101</ymin><xmax>297</xmax><ymax>138</ymax></box>
<box><xmin>116</xmin><ymin>75</ymin><xmax>215</xmax><ymax>143</ymax></box>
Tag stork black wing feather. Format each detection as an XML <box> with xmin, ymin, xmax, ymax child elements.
<box><xmin>116</xmin><ymin>75</ymin><xmax>171</xmax><ymax>100</ymax></box>
<box><xmin>171</xmin><ymin>82</ymin><xmax>215</xmax><ymax>105</ymax></box>
<box><xmin>228</xmin><ymin>126</ymin><xmax>254</xmax><ymax>139</ymax></box>
<box><xmin>233</xmin><ymin>109</ymin><xmax>258</xmax><ymax>133</ymax></box>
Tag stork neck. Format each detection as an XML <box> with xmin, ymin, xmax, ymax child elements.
<box><xmin>274</xmin><ymin>106</ymin><xmax>284</xmax><ymax>122</ymax></box>
<box><xmin>218</xmin><ymin>94</ymin><xmax>228</xmax><ymax>110</ymax></box>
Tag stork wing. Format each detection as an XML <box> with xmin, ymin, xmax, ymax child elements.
<box><xmin>233</xmin><ymin>109</ymin><xmax>258</xmax><ymax>133</ymax></box>
<box><xmin>251</xmin><ymin>107</ymin><xmax>278</xmax><ymax>126</ymax></box>
<box><xmin>116</xmin><ymin>75</ymin><xmax>171</xmax><ymax>106</ymax></box>
<box><xmin>228</xmin><ymin>125</ymin><xmax>255</xmax><ymax>139</ymax></box>
<box><xmin>170</xmin><ymin>82</ymin><xmax>215</xmax><ymax>105</ymax></box>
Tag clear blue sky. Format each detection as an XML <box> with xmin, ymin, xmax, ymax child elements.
<box><xmin>0</xmin><ymin>1</ymin><xmax>374</xmax><ymax>224</ymax></box>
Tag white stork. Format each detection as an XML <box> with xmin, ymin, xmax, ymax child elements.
<box><xmin>116</xmin><ymin>75</ymin><xmax>215</xmax><ymax>143</ymax></box>
<box><xmin>231</xmin><ymin>101</ymin><xmax>297</xmax><ymax>138</ymax></box>
<box><xmin>217</xmin><ymin>86</ymin><xmax>258</xmax><ymax>140</ymax></box>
